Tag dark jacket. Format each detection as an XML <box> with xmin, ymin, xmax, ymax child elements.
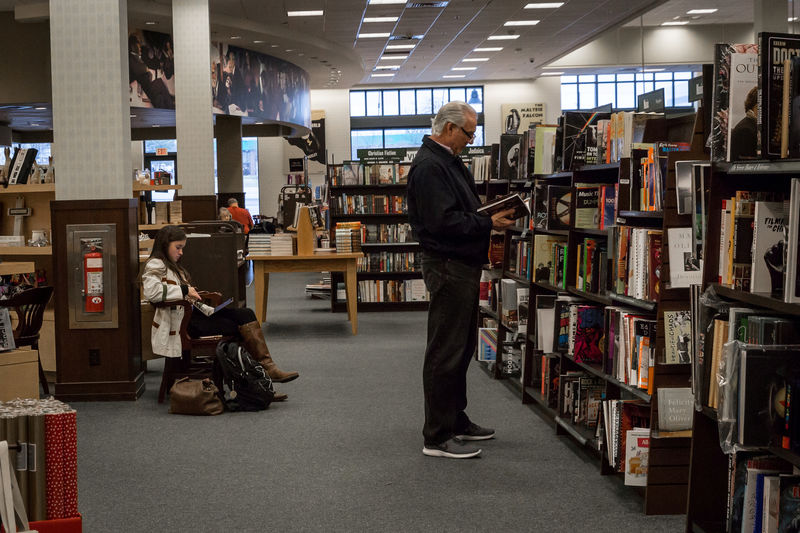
<box><xmin>407</xmin><ymin>136</ymin><xmax>492</xmax><ymax>265</ymax></box>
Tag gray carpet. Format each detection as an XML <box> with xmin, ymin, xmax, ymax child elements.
<box><xmin>74</xmin><ymin>272</ymin><xmax>684</xmax><ymax>532</ymax></box>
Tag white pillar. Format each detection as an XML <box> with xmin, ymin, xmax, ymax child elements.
<box><xmin>172</xmin><ymin>0</ymin><xmax>215</xmax><ymax>195</ymax></box>
<box><xmin>50</xmin><ymin>0</ymin><xmax>131</xmax><ymax>200</ymax></box>
<box><xmin>754</xmin><ymin>0</ymin><xmax>788</xmax><ymax>39</ymax></box>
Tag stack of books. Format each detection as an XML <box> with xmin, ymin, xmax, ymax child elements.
<box><xmin>335</xmin><ymin>222</ymin><xmax>362</xmax><ymax>253</ymax></box>
<box><xmin>247</xmin><ymin>234</ymin><xmax>271</xmax><ymax>255</ymax></box>
<box><xmin>269</xmin><ymin>233</ymin><xmax>294</xmax><ymax>256</ymax></box>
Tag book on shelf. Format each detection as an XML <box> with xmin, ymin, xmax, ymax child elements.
<box><xmin>785</xmin><ymin>179</ymin><xmax>800</xmax><ymax>303</ymax></box>
<box><xmin>533</xmin><ymin>125</ymin><xmax>557</xmax><ymax>175</ymax></box>
<box><xmin>691</xmin><ymin>163</ymin><xmax>710</xmax><ymax>263</ymax></box>
<box><xmin>500</xmin><ymin>278</ymin><xmax>520</xmax><ymax>327</ymax></box>
<box><xmin>710</xmin><ymin>42</ymin><xmax>759</xmax><ymax>161</ymax></box>
<box><xmin>476</xmin><ymin>192</ymin><xmax>530</xmax><ymax>220</ymax></box>
<box><xmin>599</xmin><ymin>185</ymin><xmax>616</xmax><ymax>230</ymax></box>
<box><xmin>788</xmin><ymin>57</ymin><xmax>800</xmax><ymax>158</ymax></box>
<box><xmin>667</xmin><ymin>227</ymin><xmax>701</xmax><ymax>288</ymax></box>
<box><xmin>546</xmin><ymin>185</ymin><xmax>571</xmax><ymax>230</ymax></box>
<box><xmin>532</xmin><ymin>233</ymin><xmax>567</xmax><ymax>284</ymax></box>
<box><xmin>499</xmin><ymin>134</ymin><xmax>522</xmax><ymax>181</ymax></box>
<box><xmin>573</xmin><ymin>186</ymin><xmax>601</xmax><ymax>229</ymax></box>
<box><xmin>561</xmin><ymin>111</ymin><xmax>610</xmax><ymax>170</ymax></box>
<box><xmin>532</xmin><ymin>182</ymin><xmax>547</xmax><ymax>230</ymax></box>
<box><xmin>657</xmin><ymin>387</ymin><xmax>693</xmax><ymax>432</ymax></box>
<box><xmin>759</xmin><ymin>33</ymin><xmax>800</xmax><ymax>159</ymax></box>
<box><xmin>624</xmin><ymin>427</ymin><xmax>650</xmax><ymax>487</ymax></box>
<box><xmin>7</xmin><ymin>147</ymin><xmax>38</xmax><ymax>185</ymax></box>
<box><xmin>341</xmin><ymin>161</ymin><xmax>361</xmax><ymax>185</ymax></box>
<box><xmin>674</xmin><ymin>160</ymin><xmax>695</xmax><ymax>215</ymax></box>
<box><xmin>535</xmin><ymin>294</ymin><xmax>557</xmax><ymax>353</ymax></box>
<box><xmin>750</xmin><ymin>200</ymin><xmax>787</xmax><ymax>295</ymax></box>
<box><xmin>572</xmin><ymin>305</ymin><xmax>604</xmax><ymax>365</ymax></box>
<box><xmin>727</xmin><ymin>49</ymin><xmax>760</xmax><ymax>161</ymax></box>
<box><xmin>663</xmin><ymin>310</ymin><xmax>692</xmax><ymax>364</ymax></box>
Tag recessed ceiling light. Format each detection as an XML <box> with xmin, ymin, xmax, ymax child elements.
<box><xmin>462</xmin><ymin>58</ymin><xmax>489</xmax><ymax>62</ymax></box>
<box><xmin>791</xmin><ymin>17</ymin><xmax>799</xmax><ymax>21</ymax></box>
<box><xmin>504</xmin><ymin>20</ymin><xmax>540</xmax><ymax>26</ymax></box>
<box><xmin>145</xmin><ymin>21</ymin><xmax>158</xmax><ymax>25</ymax></box>
<box><xmin>443</xmin><ymin>75</ymin><xmax>465</xmax><ymax>78</ymax></box>
<box><xmin>271</xmin><ymin>44</ymin><xmax>279</xmax><ymax>47</ymax></box>
<box><xmin>285</xmin><ymin>49</ymin><xmax>293</xmax><ymax>52</ymax></box>
<box><xmin>364</xmin><ymin>16</ymin><xmax>399</xmax><ymax>23</ymax></box>
<box><xmin>473</xmin><ymin>47</ymin><xmax>503</xmax><ymax>52</ymax></box>
<box><xmin>386</xmin><ymin>44</ymin><xmax>416</xmax><ymax>50</ymax></box>
<box><xmin>374</xmin><ymin>65</ymin><xmax>400</xmax><ymax>70</ymax></box>
<box><xmin>253</xmin><ymin>40</ymin><xmax>265</xmax><ymax>44</ymax></box>
<box><xmin>369</xmin><ymin>0</ymin><xmax>408</xmax><ymax>3</ymax></box>
<box><xmin>452</xmin><ymin>67</ymin><xmax>477</xmax><ymax>71</ymax></box>
<box><xmin>371</xmin><ymin>73</ymin><xmax>396</xmax><ymax>77</ymax></box>
<box><xmin>380</xmin><ymin>55</ymin><xmax>408</xmax><ymax>60</ymax></box>
<box><xmin>287</xmin><ymin>10</ymin><xmax>323</xmax><ymax>16</ymax></box>
<box><xmin>524</xmin><ymin>2</ymin><xmax>564</xmax><ymax>7</ymax></box>
<box><xmin>686</xmin><ymin>8</ymin><xmax>717</xmax><ymax>14</ymax></box>
<box><xmin>540</xmin><ymin>71</ymin><xmax>564</xmax><ymax>75</ymax></box>
<box><xmin>661</xmin><ymin>21</ymin><xmax>689</xmax><ymax>25</ymax></box>
<box><xmin>34</xmin><ymin>106</ymin><xmax>47</xmax><ymax>110</ymax></box>
<box><xmin>359</xmin><ymin>33</ymin><xmax>391</xmax><ymax>38</ymax></box>
<box><xmin>487</xmin><ymin>35</ymin><xmax>520</xmax><ymax>40</ymax></box>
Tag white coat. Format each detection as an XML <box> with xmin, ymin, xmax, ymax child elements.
<box><xmin>142</xmin><ymin>258</ymin><xmax>187</xmax><ymax>358</ymax></box>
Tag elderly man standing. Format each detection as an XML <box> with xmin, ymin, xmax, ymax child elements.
<box><xmin>407</xmin><ymin>101</ymin><xmax>514</xmax><ymax>459</ymax></box>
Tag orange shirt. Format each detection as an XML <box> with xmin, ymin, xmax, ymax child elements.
<box><xmin>227</xmin><ymin>205</ymin><xmax>253</xmax><ymax>234</ymax></box>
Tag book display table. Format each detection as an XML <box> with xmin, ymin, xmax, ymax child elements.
<box><xmin>248</xmin><ymin>252</ymin><xmax>363</xmax><ymax>335</ymax></box>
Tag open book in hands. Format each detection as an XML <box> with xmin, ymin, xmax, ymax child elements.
<box><xmin>192</xmin><ymin>297</ymin><xmax>233</xmax><ymax>317</ymax></box>
<box><xmin>477</xmin><ymin>193</ymin><xmax>530</xmax><ymax>220</ymax></box>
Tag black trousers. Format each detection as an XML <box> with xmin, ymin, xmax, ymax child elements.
<box><xmin>187</xmin><ymin>306</ymin><xmax>256</xmax><ymax>338</ymax></box>
<box><xmin>421</xmin><ymin>254</ymin><xmax>481</xmax><ymax>446</ymax></box>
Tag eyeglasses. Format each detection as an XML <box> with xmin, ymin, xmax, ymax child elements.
<box><xmin>459</xmin><ymin>126</ymin><xmax>476</xmax><ymax>140</ymax></box>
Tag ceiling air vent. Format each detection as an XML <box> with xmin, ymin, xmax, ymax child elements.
<box><xmin>407</xmin><ymin>1</ymin><xmax>449</xmax><ymax>7</ymax></box>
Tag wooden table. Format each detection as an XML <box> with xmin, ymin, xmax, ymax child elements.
<box><xmin>248</xmin><ymin>252</ymin><xmax>363</xmax><ymax>335</ymax></box>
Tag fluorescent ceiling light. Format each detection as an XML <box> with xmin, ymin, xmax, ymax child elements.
<box><xmin>686</xmin><ymin>8</ymin><xmax>717</xmax><ymax>14</ymax></box>
<box><xmin>380</xmin><ymin>55</ymin><xmax>408</xmax><ymax>60</ymax></box>
<box><xmin>230</xmin><ymin>36</ymin><xmax>241</xmax><ymax>40</ymax></box>
<box><xmin>487</xmin><ymin>35</ymin><xmax>520</xmax><ymax>40</ymax></box>
<box><xmin>369</xmin><ymin>0</ymin><xmax>407</xmax><ymax>3</ymax></box>
<box><xmin>287</xmin><ymin>10</ymin><xmax>323</xmax><ymax>16</ymax></box>
<box><xmin>364</xmin><ymin>16</ymin><xmax>399</xmax><ymax>22</ymax></box>
<box><xmin>504</xmin><ymin>20</ymin><xmax>540</xmax><ymax>26</ymax></box>
<box><xmin>540</xmin><ymin>71</ymin><xmax>564</xmax><ymax>75</ymax></box>
<box><xmin>452</xmin><ymin>67</ymin><xmax>477</xmax><ymax>71</ymax></box>
<box><xmin>791</xmin><ymin>17</ymin><xmax>799</xmax><ymax>21</ymax></box>
<box><xmin>642</xmin><ymin>68</ymin><xmax>664</xmax><ymax>72</ymax></box>
<box><xmin>462</xmin><ymin>58</ymin><xmax>490</xmax><ymax>62</ymax></box>
<box><xmin>661</xmin><ymin>21</ymin><xmax>689</xmax><ymax>25</ymax></box>
<box><xmin>443</xmin><ymin>75</ymin><xmax>465</xmax><ymax>78</ymax></box>
<box><xmin>473</xmin><ymin>47</ymin><xmax>503</xmax><ymax>52</ymax></box>
<box><xmin>144</xmin><ymin>21</ymin><xmax>158</xmax><ymax>25</ymax></box>
<box><xmin>359</xmin><ymin>32</ymin><xmax>391</xmax><ymax>38</ymax></box>
<box><xmin>386</xmin><ymin>44</ymin><xmax>416</xmax><ymax>50</ymax></box>
<box><xmin>371</xmin><ymin>73</ymin><xmax>396</xmax><ymax>77</ymax></box>
<box><xmin>374</xmin><ymin>65</ymin><xmax>400</xmax><ymax>70</ymax></box>
<box><xmin>525</xmin><ymin>2</ymin><xmax>564</xmax><ymax>7</ymax></box>
<box><xmin>253</xmin><ymin>40</ymin><xmax>265</xmax><ymax>43</ymax></box>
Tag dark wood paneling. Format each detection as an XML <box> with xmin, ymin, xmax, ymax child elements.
<box><xmin>645</xmin><ymin>484</ymin><xmax>689</xmax><ymax>515</ymax></box>
<box><xmin>686</xmin><ymin>411</ymin><xmax>729</xmax><ymax>527</ymax></box>
<box><xmin>177</xmin><ymin>194</ymin><xmax>217</xmax><ymax>222</ymax></box>
<box><xmin>51</xmin><ymin>199</ymin><xmax>143</xmax><ymax>401</ymax></box>
<box><xmin>648</xmin><ymin>465</ymin><xmax>690</xmax><ymax>484</ymax></box>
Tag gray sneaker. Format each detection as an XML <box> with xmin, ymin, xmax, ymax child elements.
<box><xmin>423</xmin><ymin>438</ymin><xmax>482</xmax><ymax>459</ymax></box>
<box><xmin>455</xmin><ymin>422</ymin><xmax>495</xmax><ymax>441</ymax></box>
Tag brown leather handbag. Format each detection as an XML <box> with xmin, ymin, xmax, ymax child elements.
<box><xmin>169</xmin><ymin>377</ymin><xmax>224</xmax><ymax>415</ymax></box>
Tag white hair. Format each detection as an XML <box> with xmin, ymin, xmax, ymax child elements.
<box><xmin>431</xmin><ymin>101</ymin><xmax>476</xmax><ymax>136</ymax></box>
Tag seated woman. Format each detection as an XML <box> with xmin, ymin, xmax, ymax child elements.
<box><xmin>142</xmin><ymin>225</ymin><xmax>298</xmax><ymax>400</ymax></box>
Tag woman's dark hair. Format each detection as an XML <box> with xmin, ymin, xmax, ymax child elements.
<box><xmin>146</xmin><ymin>225</ymin><xmax>191</xmax><ymax>284</ymax></box>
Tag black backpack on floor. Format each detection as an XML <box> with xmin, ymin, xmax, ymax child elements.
<box><xmin>214</xmin><ymin>340</ymin><xmax>274</xmax><ymax>411</ymax></box>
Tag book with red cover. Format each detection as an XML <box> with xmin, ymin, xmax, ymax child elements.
<box><xmin>573</xmin><ymin>305</ymin><xmax>604</xmax><ymax>364</ymax></box>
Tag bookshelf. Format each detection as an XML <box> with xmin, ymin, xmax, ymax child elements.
<box><xmin>326</xmin><ymin>162</ymin><xmax>427</xmax><ymax>312</ymax></box>
<box><xmin>685</xmin><ymin>159</ymin><xmax>800</xmax><ymax>532</ymax></box>
<box><xmin>476</xmin><ymin>110</ymin><xmax>708</xmax><ymax>516</ymax></box>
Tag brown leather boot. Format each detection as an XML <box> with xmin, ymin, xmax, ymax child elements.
<box><xmin>238</xmin><ymin>321</ymin><xmax>299</xmax><ymax>383</ymax></box>
<box><xmin>273</xmin><ymin>390</ymin><xmax>288</xmax><ymax>402</ymax></box>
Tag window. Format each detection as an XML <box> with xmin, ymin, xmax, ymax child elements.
<box><xmin>560</xmin><ymin>71</ymin><xmax>698</xmax><ymax>111</ymax></box>
<box><xmin>0</xmin><ymin>143</ymin><xmax>52</xmax><ymax>166</ymax></box>
<box><xmin>349</xmin><ymin>86</ymin><xmax>485</xmax><ymax>158</ymax></box>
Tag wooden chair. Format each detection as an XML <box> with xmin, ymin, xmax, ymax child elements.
<box><xmin>0</xmin><ymin>286</ymin><xmax>55</xmax><ymax>396</ymax></box>
<box><xmin>153</xmin><ymin>291</ymin><xmax>231</xmax><ymax>403</ymax></box>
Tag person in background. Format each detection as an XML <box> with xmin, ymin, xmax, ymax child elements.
<box><xmin>219</xmin><ymin>207</ymin><xmax>232</xmax><ymax>221</ymax></box>
<box><xmin>226</xmin><ymin>198</ymin><xmax>253</xmax><ymax>234</ymax></box>
<box><xmin>142</xmin><ymin>226</ymin><xmax>299</xmax><ymax>401</ymax></box>
<box><xmin>407</xmin><ymin>101</ymin><xmax>515</xmax><ymax>459</ymax></box>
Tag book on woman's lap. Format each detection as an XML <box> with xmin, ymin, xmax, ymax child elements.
<box><xmin>193</xmin><ymin>297</ymin><xmax>233</xmax><ymax>316</ymax></box>
<box><xmin>477</xmin><ymin>192</ymin><xmax>530</xmax><ymax>220</ymax></box>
